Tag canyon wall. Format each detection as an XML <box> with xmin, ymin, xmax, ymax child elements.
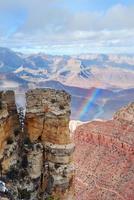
<box><xmin>0</xmin><ymin>91</ymin><xmax>19</xmax><ymax>175</ymax></box>
<box><xmin>75</xmin><ymin>120</ymin><xmax>134</xmax><ymax>156</ymax></box>
<box><xmin>0</xmin><ymin>91</ymin><xmax>18</xmax><ymax>150</ymax></box>
<box><xmin>75</xmin><ymin>102</ymin><xmax>134</xmax><ymax>157</ymax></box>
<box><xmin>0</xmin><ymin>89</ymin><xmax>75</xmax><ymax>200</ymax></box>
<box><xmin>74</xmin><ymin>102</ymin><xmax>134</xmax><ymax>200</ymax></box>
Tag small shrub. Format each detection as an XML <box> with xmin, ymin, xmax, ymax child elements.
<box><xmin>54</xmin><ymin>163</ymin><xmax>60</xmax><ymax>169</ymax></box>
<box><xmin>14</xmin><ymin>128</ymin><xmax>20</xmax><ymax>136</ymax></box>
<box><xmin>24</xmin><ymin>137</ymin><xmax>31</xmax><ymax>144</ymax></box>
<box><xmin>51</xmin><ymin>99</ymin><xmax>56</xmax><ymax>104</ymax></box>
<box><xmin>21</xmin><ymin>155</ymin><xmax>28</xmax><ymax>169</ymax></box>
<box><xmin>59</xmin><ymin>105</ymin><xmax>64</xmax><ymax>110</ymax></box>
<box><xmin>46</xmin><ymin>197</ymin><xmax>60</xmax><ymax>200</ymax></box>
<box><xmin>37</xmin><ymin>136</ymin><xmax>41</xmax><ymax>141</ymax></box>
<box><xmin>7</xmin><ymin>167</ymin><xmax>19</xmax><ymax>180</ymax></box>
<box><xmin>46</xmin><ymin>197</ymin><xmax>53</xmax><ymax>200</ymax></box>
<box><xmin>23</xmin><ymin>137</ymin><xmax>32</xmax><ymax>148</ymax></box>
<box><xmin>6</xmin><ymin>137</ymin><xmax>13</xmax><ymax>145</ymax></box>
<box><xmin>0</xmin><ymin>101</ymin><xmax>2</xmax><ymax>110</ymax></box>
<box><xmin>19</xmin><ymin>169</ymin><xmax>28</xmax><ymax>179</ymax></box>
<box><xmin>18</xmin><ymin>189</ymin><xmax>31</xmax><ymax>200</ymax></box>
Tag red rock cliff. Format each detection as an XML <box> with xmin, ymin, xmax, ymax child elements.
<box><xmin>74</xmin><ymin>102</ymin><xmax>134</xmax><ymax>200</ymax></box>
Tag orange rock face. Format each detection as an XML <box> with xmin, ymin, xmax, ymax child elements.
<box><xmin>25</xmin><ymin>89</ymin><xmax>75</xmax><ymax>200</ymax></box>
<box><xmin>74</xmin><ymin>103</ymin><xmax>134</xmax><ymax>200</ymax></box>
<box><xmin>25</xmin><ymin>89</ymin><xmax>71</xmax><ymax>145</ymax></box>
<box><xmin>0</xmin><ymin>91</ymin><xmax>19</xmax><ymax>177</ymax></box>
<box><xmin>0</xmin><ymin>91</ymin><xmax>19</xmax><ymax>151</ymax></box>
<box><xmin>0</xmin><ymin>116</ymin><xmax>17</xmax><ymax>150</ymax></box>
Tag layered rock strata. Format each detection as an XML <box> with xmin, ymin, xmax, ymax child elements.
<box><xmin>0</xmin><ymin>89</ymin><xmax>75</xmax><ymax>200</ymax></box>
<box><xmin>74</xmin><ymin>102</ymin><xmax>134</xmax><ymax>200</ymax></box>
<box><xmin>25</xmin><ymin>89</ymin><xmax>75</xmax><ymax>200</ymax></box>
<box><xmin>0</xmin><ymin>91</ymin><xmax>19</xmax><ymax>175</ymax></box>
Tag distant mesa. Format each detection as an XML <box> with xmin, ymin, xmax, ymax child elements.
<box><xmin>0</xmin><ymin>47</ymin><xmax>134</xmax><ymax>122</ymax></box>
<box><xmin>0</xmin><ymin>47</ymin><xmax>134</xmax><ymax>90</ymax></box>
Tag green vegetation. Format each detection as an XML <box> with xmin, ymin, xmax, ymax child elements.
<box><xmin>18</xmin><ymin>188</ymin><xmax>31</xmax><ymax>199</ymax></box>
<box><xmin>23</xmin><ymin>137</ymin><xmax>33</xmax><ymax>149</ymax></box>
<box><xmin>59</xmin><ymin>104</ymin><xmax>64</xmax><ymax>110</ymax></box>
<box><xmin>7</xmin><ymin>167</ymin><xmax>19</xmax><ymax>180</ymax></box>
<box><xmin>21</xmin><ymin>155</ymin><xmax>28</xmax><ymax>169</ymax></box>
<box><xmin>14</xmin><ymin>128</ymin><xmax>20</xmax><ymax>136</ymax></box>
<box><xmin>51</xmin><ymin>98</ymin><xmax>56</xmax><ymax>104</ymax></box>
<box><xmin>46</xmin><ymin>197</ymin><xmax>60</xmax><ymax>200</ymax></box>
<box><xmin>0</xmin><ymin>100</ymin><xmax>2</xmax><ymax>110</ymax></box>
<box><xmin>6</xmin><ymin>136</ymin><xmax>13</xmax><ymax>145</ymax></box>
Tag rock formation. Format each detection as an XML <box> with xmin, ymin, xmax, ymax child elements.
<box><xmin>25</xmin><ymin>89</ymin><xmax>75</xmax><ymax>199</ymax></box>
<box><xmin>0</xmin><ymin>91</ymin><xmax>19</xmax><ymax>174</ymax></box>
<box><xmin>114</xmin><ymin>102</ymin><xmax>134</xmax><ymax>124</ymax></box>
<box><xmin>1</xmin><ymin>88</ymin><xmax>134</xmax><ymax>200</ymax></box>
<box><xmin>74</xmin><ymin>102</ymin><xmax>134</xmax><ymax>200</ymax></box>
<box><xmin>0</xmin><ymin>89</ymin><xmax>75</xmax><ymax>200</ymax></box>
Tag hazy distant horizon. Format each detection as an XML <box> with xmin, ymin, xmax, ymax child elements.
<box><xmin>0</xmin><ymin>46</ymin><xmax>134</xmax><ymax>56</ymax></box>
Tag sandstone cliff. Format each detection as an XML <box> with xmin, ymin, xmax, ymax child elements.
<box><xmin>0</xmin><ymin>91</ymin><xmax>19</xmax><ymax>174</ymax></box>
<box><xmin>25</xmin><ymin>89</ymin><xmax>75</xmax><ymax>200</ymax></box>
<box><xmin>0</xmin><ymin>89</ymin><xmax>75</xmax><ymax>200</ymax></box>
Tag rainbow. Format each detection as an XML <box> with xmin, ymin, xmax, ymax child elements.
<box><xmin>77</xmin><ymin>88</ymin><xmax>101</xmax><ymax>121</ymax></box>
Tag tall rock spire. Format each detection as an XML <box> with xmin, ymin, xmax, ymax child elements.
<box><xmin>25</xmin><ymin>88</ymin><xmax>75</xmax><ymax>200</ymax></box>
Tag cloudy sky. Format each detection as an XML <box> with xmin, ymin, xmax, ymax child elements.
<box><xmin>0</xmin><ymin>0</ymin><xmax>134</xmax><ymax>54</ymax></box>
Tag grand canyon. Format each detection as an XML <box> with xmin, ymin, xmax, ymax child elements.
<box><xmin>1</xmin><ymin>0</ymin><xmax>134</xmax><ymax>199</ymax></box>
<box><xmin>0</xmin><ymin>47</ymin><xmax>134</xmax><ymax>121</ymax></box>
<box><xmin>0</xmin><ymin>89</ymin><xmax>134</xmax><ymax>200</ymax></box>
<box><xmin>0</xmin><ymin>48</ymin><xmax>134</xmax><ymax>200</ymax></box>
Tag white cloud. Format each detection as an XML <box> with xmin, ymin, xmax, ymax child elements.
<box><xmin>0</xmin><ymin>1</ymin><xmax>134</xmax><ymax>53</ymax></box>
<box><xmin>101</xmin><ymin>4</ymin><xmax>134</xmax><ymax>30</ymax></box>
